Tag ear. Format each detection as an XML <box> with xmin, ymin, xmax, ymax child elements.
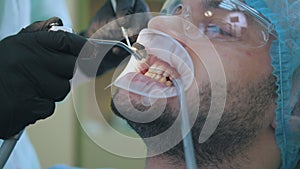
<box><xmin>271</xmin><ymin>102</ymin><xmax>300</xmax><ymax>131</ymax></box>
<box><xmin>291</xmin><ymin>66</ymin><xmax>300</xmax><ymax>111</ymax></box>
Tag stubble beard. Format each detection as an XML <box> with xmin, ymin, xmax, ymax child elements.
<box><xmin>111</xmin><ymin>74</ymin><xmax>277</xmax><ymax>168</ymax></box>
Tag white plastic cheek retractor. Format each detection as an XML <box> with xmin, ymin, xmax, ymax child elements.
<box><xmin>113</xmin><ymin>29</ymin><xmax>195</xmax><ymax>99</ymax></box>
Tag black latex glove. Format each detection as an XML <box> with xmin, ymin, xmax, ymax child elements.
<box><xmin>0</xmin><ymin>17</ymin><xmax>87</xmax><ymax>139</ymax></box>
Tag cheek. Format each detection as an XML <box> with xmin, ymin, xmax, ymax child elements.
<box><xmin>212</xmin><ymin>46</ymin><xmax>272</xmax><ymax>85</ymax></box>
<box><xmin>185</xmin><ymin>48</ymin><xmax>210</xmax><ymax>84</ymax></box>
<box><xmin>245</xmin><ymin>51</ymin><xmax>255</xmax><ymax>57</ymax></box>
<box><xmin>241</xmin><ymin>48</ymin><xmax>273</xmax><ymax>75</ymax></box>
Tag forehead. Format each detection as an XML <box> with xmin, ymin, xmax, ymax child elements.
<box><xmin>183</xmin><ymin>0</ymin><xmax>221</xmax><ymax>8</ymax></box>
<box><xmin>178</xmin><ymin>0</ymin><xmax>258</xmax><ymax>24</ymax></box>
<box><xmin>182</xmin><ymin>0</ymin><xmax>245</xmax><ymax>14</ymax></box>
<box><xmin>159</xmin><ymin>0</ymin><xmax>274</xmax><ymax>48</ymax></box>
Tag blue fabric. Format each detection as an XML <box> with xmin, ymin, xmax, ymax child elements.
<box><xmin>0</xmin><ymin>131</ymin><xmax>40</xmax><ymax>169</ymax></box>
<box><xmin>245</xmin><ymin>0</ymin><xmax>300</xmax><ymax>169</ymax></box>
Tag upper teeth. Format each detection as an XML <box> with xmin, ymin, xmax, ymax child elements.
<box><xmin>143</xmin><ymin>60</ymin><xmax>178</xmax><ymax>87</ymax></box>
<box><xmin>113</xmin><ymin>29</ymin><xmax>195</xmax><ymax>99</ymax></box>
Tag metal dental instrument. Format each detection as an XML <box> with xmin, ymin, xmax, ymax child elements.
<box><xmin>121</xmin><ymin>26</ymin><xmax>144</xmax><ymax>60</ymax></box>
<box><xmin>0</xmin><ymin>130</ymin><xmax>24</xmax><ymax>168</ymax></box>
<box><xmin>132</xmin><ymin>42</ymin><xmax>147</xmax><ymax>60</ymax></box>
<box><xmin>48</xmin><ymin>25</ymin><xmax>148</xmax><ymax>61</ymax></box>
<box><xmin>88</xmin><ymin>39</ymin><xmax>147</xmax><ymax>61</ymax></box>
<box><xmin>121</xmin><ymin>26</ymin><xmax>132</xmax><ymax>48</ymax></box>
<box><xmin>120</xmin><ymin>26</ymin><xmax>148</xmax><ymax>61</ymax></box>
<box><xmin>49</xmin><ymin>25</ymin><xmax>74</xmax><ymax>33</ymax></box>
<box><xmin>173</xmin><ymin>79</ymin><xmax>198</xmax><ymax>169</ymax></box>
<box><xmin>48</xmin><ymin>22</ymin><xmax>74</xmax><ymax>33</ymax></box>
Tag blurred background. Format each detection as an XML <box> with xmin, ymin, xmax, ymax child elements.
<box><xmin>26</xmin><ymin>0</ymin><xmax>165</xmax><ymax>169</ymax></box>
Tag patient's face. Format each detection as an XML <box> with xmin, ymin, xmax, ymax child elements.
<box><xmin>111</xmin><ymin>0</ymin><xmax>277</xmax><ymax>164</ymax></box>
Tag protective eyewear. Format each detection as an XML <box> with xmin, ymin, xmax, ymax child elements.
<box><xmin>161</xmin><ymin>0</ymin><xmax>277</xmax><ymax>48</ymax></box>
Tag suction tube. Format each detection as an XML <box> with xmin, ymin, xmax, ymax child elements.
<box><xmin>0</xmin><ymin>130</ymin><xmax>24</xmax><ymax>168</ymax></box>
<box><xmin>172</xmin><ymin>79</ymin><xmax>197</xmax><ymax>169</ymax></box>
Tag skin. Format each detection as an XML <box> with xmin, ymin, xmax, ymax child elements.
<box><xmin>111</xmin><ymin>0</ymin><xmax>281</xmax><ymax>168</ymax></box>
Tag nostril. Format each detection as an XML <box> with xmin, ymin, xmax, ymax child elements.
<box><xmin>171</xmin><ymin>4</ymin><xmax>184</xmax><ymax>15</ymax></box>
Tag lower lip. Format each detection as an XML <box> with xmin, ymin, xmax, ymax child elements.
<box><xmin>114</xmin><ymin>71</ymin><xmax>175</xmax><ymax>98</ymax></box>
<box><xmin>124</xmin><ymin>72</ymin><xmax>169</xmax><ymax>88</ymax></box>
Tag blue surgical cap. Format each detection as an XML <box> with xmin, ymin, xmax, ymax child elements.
<box><xmin>245</xmin><ymin>0</ymin><xmax>300</xmax><ymax>168</ymax></box>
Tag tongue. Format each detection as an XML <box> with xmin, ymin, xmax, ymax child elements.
<box><xmin>113</xmin><ymin>29</ymin><xmax>194</xmax><ymax>98</ymax></box>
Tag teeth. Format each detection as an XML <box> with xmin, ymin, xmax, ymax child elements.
<box><xmin>166</xmin><ymin>81</ymin><xmax>173</xmax><ymax>87</ymax></box>
<box><xmin>145</xmin><ymin>72</ymin><xmax>156</xmax><ymax>79</ymax></box>
<box><xmin>154</xmin><ymin>74</ymin><xmax>162</xmax><ymax>80</ymax></box>
<box><xmin>149</xmin><ymin>67</ymin><xmax>163</xmax><ymax>74</ymax></box>
<box><xmin>144</xmin><ymin>72</ymin><xmax>151</xmax><ymax>77</ymax></box>
<box><xmin>143</xmin><ymin>63</ymin><xmax>175</xmax><ymax>87</ymax></box>
<box><xmin>159</xmin><ymin>77</ymin><xmax>167</xmax><ymax>83</ymax></box>
<box><xmin>150</xmin><ymin>73</ymin><xmax>156</xmax><ymax>79</ymax></box>
<box><xmin>163</xmin><ymin>72</ymin><xmax>169</xmax><ymax>77</ymax></box>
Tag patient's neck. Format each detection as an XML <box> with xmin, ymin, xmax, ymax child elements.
<box><xmin>145</xmin><ymin>155</ymin><xmax>184</xmax><ymax>169</ymax></box>
<box><xmin>145</xmin><ymin>127</ymin><xmax>281</xmax><ymax>169</ymax></box>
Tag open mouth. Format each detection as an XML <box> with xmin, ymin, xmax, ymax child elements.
<box><xmin>113</xmin><ymin>29</ymin><xmax>194</xmax><ymax>98</ymax></box>
<box><xmin>138</xmin><ymin>54</ymin><xmax>180</xmax><ymax>87</ymax></box>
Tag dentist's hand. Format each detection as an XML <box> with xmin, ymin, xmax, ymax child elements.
<box><xmin>0</xmin><ymin>17</ymin><xmax>86</xmax><ymax>139</ymax></box>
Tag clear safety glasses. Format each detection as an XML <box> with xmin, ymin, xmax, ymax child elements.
<box><xmin>161</xmin><ymin>0</ymin><xmax>277</xmax><ymax>48</ymax></box>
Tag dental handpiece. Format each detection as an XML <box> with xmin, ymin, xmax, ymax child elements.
<box><xmin>49</xmin><ymin>25</ymin><xmax>147</xmax><ymax>61</ymax></box>
<box><xmin>88</xmin><ymin>39</ymin><xmax>147</xmax><ymax>61</ymax></box>
<box><xmin>173</xmin><ymin>79</ymin><xmax>198</xmax><ymax>169</ymax></box>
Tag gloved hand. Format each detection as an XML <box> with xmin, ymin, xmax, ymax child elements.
<box><xmin>0</xmin><ymin>17</ymin><xmax>87</xmax><ymax>139</ymax></box>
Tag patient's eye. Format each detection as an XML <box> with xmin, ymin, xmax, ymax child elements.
<box><xmin>205</xmin><ymin>12</ymin><xmax>248</xmax><ymax>41</ymax></box>
<box><xmin>206</xmin><ymin>23</ymin><xmax>235</xmax><ymax>38</ymax></box>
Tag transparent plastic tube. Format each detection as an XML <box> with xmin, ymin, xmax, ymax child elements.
<box><xmin>173</xmin><ymin>78</ymin><xmax>197</xmax><ymax>169</ymax></box>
